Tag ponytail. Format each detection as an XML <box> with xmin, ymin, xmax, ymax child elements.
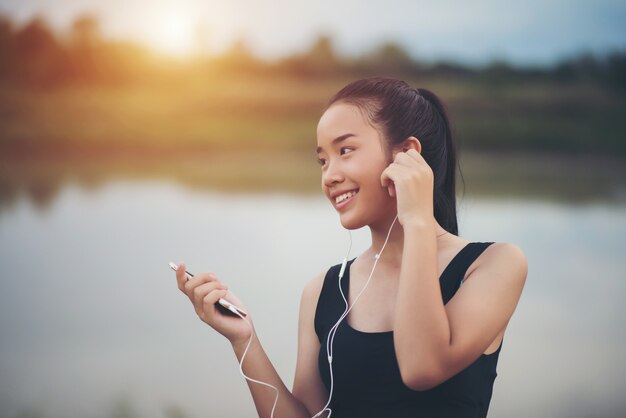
<box><xmin>416</xmin><ymin>88</ymin><xmax>459</xmax><ymax>236</ymax></box>
<box><xmin>328</xmin><ymin>77</ymin><xmax>461</xmax><ymax>235</ymax></box>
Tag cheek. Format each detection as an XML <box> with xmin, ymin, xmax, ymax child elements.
<box><xmin>360</xmin><ymin>165</ymin><xmax>388</xmax><ymax>197</ymax></box>
<box><xmin>366</xmin><ymin>159</ymin><xmax>387</xmax><ymax>183</ymax></box>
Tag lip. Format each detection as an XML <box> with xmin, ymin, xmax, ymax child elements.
<box><xmin>331</xmin><ymin>189</ymin><xmax>359</xmax><ymax>210</ymax></box>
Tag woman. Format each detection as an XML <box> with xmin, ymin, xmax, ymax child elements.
<box><xmin>174</xmin><ymin>77</ymin><xmax>528</xmax><ymax>417</ymax></box>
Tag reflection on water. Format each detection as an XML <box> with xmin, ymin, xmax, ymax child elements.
<box><xmin>0</xmin><ymin>178</ymin><xmax>625</xmax><ymax>418</ymax></box>
<box><xmin>1</xmin><ymin>151</ymin><xmax>626</xmax><ymax>214</ymax></box>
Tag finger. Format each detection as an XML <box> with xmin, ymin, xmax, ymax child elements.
<box><xmin>380</xmin><ymin>166</ymin><xmax>390</xmax><ymax>188</ymax></box>
<box><xmin>380</xmin><ymin>165</ymin><xmax>392</xmax><ymax>188</ymax></box>
<box><xmin>176</xmin><ymin>262</ymin><xmax>188</xmax><ymax>291</ymax></box>
<box><xmin>394</xmin><ymin>151</ymin><xmax>419</xmax><ymax>167</ymax></box>
<box><xmin>380</xmin><ymin>164</ymin><xmax>402</xmax><ymax>187</ymax></box>
<box><xmin>405</xmin><ymin>149</ymin><xmax>428</xmax><ymax>166</ymax></box>
<box><xmin>184</xmin><ymin>272</ymin><xmax>219</xmax><ymax>294</ymax></box>
<box><xmin>202</xmin><ymin>288</ymin><xmax>229</xmax><ymax>318</ymax></box>
<box><xmin>191</xmin><ymin>272</ymin><xmax>219</xmax><ymax>284</ymax></box>
<box><xmin>192</xmin><ymin>281</ymin><xmax>228</xmax><ymax>306</ymax></box>
<box><xmin>176</xmin><ymin>262</ymin><xmax>195</xmax><ymax>281</ymax></box>
<box><xmin>404</xmin><ymin>149</ymin><xmax>434</xmax><ymax>179</ymax></box>
<box><xmin>380</xmin><ymin>165</ymin><xmax>400</xmax><ymax>197</ymax></box>
<box><xmin>406</xmin><ymin>148</ymin><xmax>423</xmax><ymax>160</ymax></box>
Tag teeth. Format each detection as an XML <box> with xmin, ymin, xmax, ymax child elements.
<box><xmin>335</xmin><ymin>190</ymin><xmax>358</xmax><ymax>204</ymax></box>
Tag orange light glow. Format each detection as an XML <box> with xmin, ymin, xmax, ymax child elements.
<box><xmin>141</xmin><ymin>7</ymin><xmax>198</xmax><ymax>57</ymax></box>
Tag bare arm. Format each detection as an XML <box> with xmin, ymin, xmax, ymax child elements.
<box><xmin>230</xmin><ymin>270</ymin><xmax>330</xmax><ymax>418</ymax></box>
<box><xmin>394</xmin><ymin>221</ymin><xmax>528</xmax><ymax>390</ymax></box>
<box><xmin>379</xmin><ymin>145</ymin><xmax>528</xmax><ymax>390</ymax></box>
<box><xmin>231</xmin><ymin>336</ymin><xmax>311</xmax><ymax>418</ymax></box>
<box><xmin>292</xmin><ymin>271</ymin><xmax>331</xmax><ymax>417</ymax></box>
<box><xmin>174</xmin><ymin>262</ymin><xmax>314</xmax><ymax>418</ymax></box>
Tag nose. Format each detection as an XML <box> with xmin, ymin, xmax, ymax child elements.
<box><xmin>322</xmin><ymin>159</ymin><xmax>344</xmax><ymax>188</ymax></box>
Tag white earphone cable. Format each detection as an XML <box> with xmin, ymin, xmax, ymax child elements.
<box><xmin>235</xmin><ymin>214</ymin><xmax>398</xmax><ymax>418</ymax></box>
<box><xmin>234</xmin><ymin>313</ymin><xmax>280</xmax><ymax>418</ymax></box>
<box><xmin>313</xmin><ymin>214</ymin><xmax>399</xmax><ymax>418</ymax></box>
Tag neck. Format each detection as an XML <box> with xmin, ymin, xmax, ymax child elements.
<box><xmin>367</xmin><ymin>214</ymin><xmax>403</xmax><ymax>267</ymax></box>
<box><xmin>367</xmin><ymin>214</ymin><xmax>450</xmax><ymax>268</ymax></box>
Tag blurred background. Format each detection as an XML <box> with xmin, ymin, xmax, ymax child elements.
<box><xmin>0</xmin><ymin>1</ymin><xmax>625</xmax><ymax>417</ymax></box>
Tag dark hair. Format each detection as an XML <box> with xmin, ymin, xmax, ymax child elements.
<box><xmin>326</xmin><ymin>77</ymin><xmax>462</xmax><ymax>236</ymax></box>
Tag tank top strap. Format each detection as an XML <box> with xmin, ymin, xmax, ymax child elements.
<box><xmin>314</xmin><ymin>261</ymin><xmax>349</xmax><ymax>342</ymax></box>
<box><xmin>440</xmin><ymin>242</ymin><xmax>496</xmax><ymax>304</ymax></box>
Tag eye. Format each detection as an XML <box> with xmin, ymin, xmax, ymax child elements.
<box><xmin>339</xmin><ymin>147</ymin><xmax>354</xmax><ymax>155</ymax></box>
<box><xmin>317</xmin><ymin>157</ymin><xmax>326</xmax><ymax>166</ymax></box>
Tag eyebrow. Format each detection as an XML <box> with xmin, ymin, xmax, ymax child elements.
<box><xmin>316</xmin><ymin>133</ymin><xmax>356</xmax><ymax>154</ymax></box>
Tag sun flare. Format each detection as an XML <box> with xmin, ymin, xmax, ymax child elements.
<box><xmin>145</xmin><ymin>7</ymin><xmax>197</xmax><ymax>57</ymax></box>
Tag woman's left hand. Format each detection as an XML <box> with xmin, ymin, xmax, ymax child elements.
<box><xmin>380</xmin><ymin>149</ymin><xmax>434</xmax><ymax>227</ymax></box>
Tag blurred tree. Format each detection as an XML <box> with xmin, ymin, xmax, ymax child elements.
<box><xmin>95</xmin><ymin>39</ymin><xmax>158</xmax><ymax>83</ymax></box>
<box><xmin>71</xmin><ymin>14</ymin><xmax>100</xmax><ymax>50</ymax></box>
<box><xmin>554</xmin><ymin>51</ymin><xmax>603</xmax><ymax>82</ymax></box>
<box><xmin>484</xmin><ymin>59</ymin><xmax>513</xmax><ymax>74</ymax></box>
<box><xmin>69</xmin><ymin>14</ymin><xmax>158</xmax><ymax>85</ymax></box>
<box><xmin>68</xmin><ymin>14</ymin><xmax>102</xmax><ymax>81</ymax></box>
<box><xmin>605</xmin><ymin>50</ymin><xmax>626</xmax><ymax>92</ymax></box>
<box><xmin>272</xmin><ymin>33</ymin><xmax>341</xmax><ymax>77</ymax></box>
<box><xmin>13</xmin><ymin>16</ymin><xmax>66</xmax><ymax>86</ymax></box>
<box><xmin>482</xmin><ymin>59</ymin><xmax>517</xmax><ymax>85</ymax></box>
<box><xmin>0</xmin><ymin>15</ymin><xmax>13</xmax><ymax>78</ymax></box>
<box><xmin>427</xmin><ymin>60</ymin><xmax>474</xmax><ymax>78</ymax></box>
<box><xmin>304</xmin><ymin>34</ymin><xmax>340</xmax><ymax>74</ymax></box>
<box><xmin>212</xmin><ymin>36</ymin><xmax>264</xmax><ymax>74</ymax></box>
<box><xmin>351</xmin><ymin>40</ymin><xmax>420</xmax><ymax>76</ymax></box>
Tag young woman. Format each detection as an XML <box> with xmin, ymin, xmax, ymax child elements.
<box><xmin>174</xmin><ymin>77</ymin><xmax>528</xmax><ymax>417</ymax></box>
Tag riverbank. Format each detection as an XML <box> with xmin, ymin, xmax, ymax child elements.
<box><xmin>1</xmin><ymin>74</ymin><xmax>624</xmax><ymax>158</ymax></box>
<box><xmin>2</xmin><ymin>150</ymin><xmax>624</xmax><ymax>212</ymax></box>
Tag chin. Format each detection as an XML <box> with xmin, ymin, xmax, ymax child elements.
<box><xmin>339</xmin><ymin>220</ymin><xmax>363</xmax><ymax>230</ymax></box>
<box><xmin>338</xmin><ymin>212</ymin><xmax>370</xmax><ymax>230</ymax></box>
<box><xmin>338</xmin><ymin>204</ymin><xmax>396</xmax><ymax>231</ymax></box>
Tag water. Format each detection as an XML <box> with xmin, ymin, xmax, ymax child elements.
<box><xmin>0</xmin><ymin>179</ymin><xmax>625</xmax><ymax>418</ymax></box>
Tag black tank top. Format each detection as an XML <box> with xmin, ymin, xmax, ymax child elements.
<box><xmin>314</xmin><ymin>242</ymin><xmax>501</xmax><ymax>418</ymax></box>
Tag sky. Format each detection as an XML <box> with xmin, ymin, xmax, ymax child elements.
<box><xmin>0</xmin><ymin>0</ymin><xmax>625</xmax><ymax>66</ymax></box>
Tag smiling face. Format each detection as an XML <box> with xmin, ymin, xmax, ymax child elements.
<box><xmin>316</xmin><ymin>102</ymin><xmax>398</xmax><ymax>229</ymax></box>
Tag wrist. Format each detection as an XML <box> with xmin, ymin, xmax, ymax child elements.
<box><xmin>401</xmin><ymin>216</ymin><xmax>435</xmax><ymax>232</ymax></box>
<box><xmin>231</xmin><ymin>334</ymin><xmax>257</xmax><ymax>356</ymax></box>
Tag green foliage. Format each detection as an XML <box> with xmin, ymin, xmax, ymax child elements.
<box><xmin>0</xmin><ymin>13</ymin><xmax>624</xmax><ymax>89</ymax></box>
<box><xmin>0</xmin><ymin>13</ymin><xmax>624</xmax><ymax>158</ymax></box>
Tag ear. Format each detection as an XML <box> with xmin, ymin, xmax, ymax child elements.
<box><xmin>392</xmin><ymin>136</ymin><xmax>422</xmax><ymax>158</ymax></box>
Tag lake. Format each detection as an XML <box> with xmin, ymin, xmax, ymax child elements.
<box><xmin>0</xmin><ymin>171</ymin><xmax>625</xmax><ymax>418</ymax></box>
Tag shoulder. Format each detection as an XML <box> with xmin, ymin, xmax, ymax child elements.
<box><xmin>301</xmin><ymin>269</ymin><xmax>327</xmax><ymax>303</ymax></box>
<box><xmin>301</xmin><ymin>259</ymin><xmax>345</xmax><ymax>299</ymax></box>
<box><xmin>299</xmin><ymin>263</ymin><xmax>337</xmax><ymax>313</ymax></box>
<box><xmin>298</xmin><ymin>268</ymin><xmax>331</xmax><ymax>333</ymax></box>
<box><xmin>468</xmin><ymin>241</ymin><xmax>528</xmax><ymax>286</ymax></box>
<box><xmin>487</xmin><ymin>242</ymin><xmax>528</xmax><ymax>273</ymax></box>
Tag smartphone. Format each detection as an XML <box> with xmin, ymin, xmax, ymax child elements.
<box><xmin>169</xmin><ymin>262</ymin><xmax>248</xmax><ymax>318</ymax></box>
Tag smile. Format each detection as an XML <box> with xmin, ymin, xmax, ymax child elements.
<box><xmin>334</xmin><ymin>189</ymin><xmax>358</xmax><ymax>208</ymax></box>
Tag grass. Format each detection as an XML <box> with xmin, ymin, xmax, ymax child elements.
<box><xmin>0</xmin><ymin>73</ymin><xmax>624</xmax><ymax>210</ymax></box>
<box><xmin>1</xmin><ymin>74</ymin><xmax>624</xmax><ymax>156</ymax></box>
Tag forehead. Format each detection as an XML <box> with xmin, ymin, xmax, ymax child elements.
<box><xmin>316</xmin><ymin>102</ymin><xmax>374</xmax><ymax>144</ymax></box>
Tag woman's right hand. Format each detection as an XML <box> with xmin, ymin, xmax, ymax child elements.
<box><xmin>175</xmin><ymin>262</ymin><xmax>253</xmax><ymax>347</ymax></box>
